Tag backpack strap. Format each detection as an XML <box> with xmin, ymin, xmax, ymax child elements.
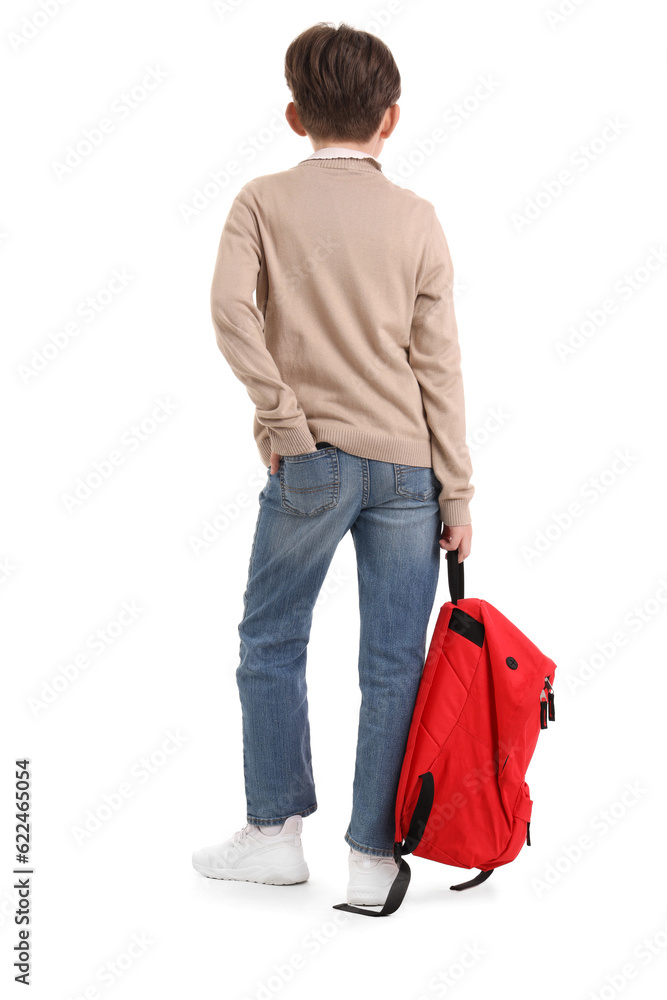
<box><xmin>449</xmin><ymin>868</ymin><xmax>495</xmax><ymax>890</ymax></box>
<box><xmin>332</xmin><ymin>771</ymin><xmax>434</xmax><ymax>917</ymax></box>
<box><xmin>446</xmin><ymin>547</ymin><xmax>464</xmax><ymax>604</ymax></box>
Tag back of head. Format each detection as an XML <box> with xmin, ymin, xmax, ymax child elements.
<box><xmin>284</xmin><ymin>21</ymin><xmax>401</xmax><ymax>144</ymax></box>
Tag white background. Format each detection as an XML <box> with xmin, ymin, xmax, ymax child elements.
<box><xmin>2</xmin><ymin>0</ymin><xmax>666</xmax><ymax>997</ymax></box>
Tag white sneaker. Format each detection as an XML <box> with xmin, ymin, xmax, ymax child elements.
<box><xmin>347</xmin><ymin>847</ymin><xmax>400</xmax><ymax>906</ymax></box>
<box><xmin>192</xmin><ymin>815</ymin><xmax>309</xmax><ymax>885</ymax></box>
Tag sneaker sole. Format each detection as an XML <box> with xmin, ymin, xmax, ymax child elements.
<box><xmin>192</xmin><ymin>861</ymin><xmax>310</xmax><ymax>885</ymax></box>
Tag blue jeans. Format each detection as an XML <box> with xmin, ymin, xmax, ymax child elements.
<box><xmin>236</xmin><ymin>444</ymin><xmax>441</xmax><ymax>857</ymax></box>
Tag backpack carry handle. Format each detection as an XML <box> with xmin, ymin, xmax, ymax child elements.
<box><xmin>446</xmin><ymin>547</ymin><xmax>464</xmax><ymax>604</ymax></box>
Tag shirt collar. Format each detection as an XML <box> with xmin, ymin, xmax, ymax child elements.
<box><xmin>304</xmin><ymin>146</ymin><xmax>380</xmax><ymax>164</ymax></box>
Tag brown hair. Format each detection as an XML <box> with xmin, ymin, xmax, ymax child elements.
<box><xmin>284</xmin><ymin>22</ymin><xmax>401</xmax><ymax>144</ymax></box>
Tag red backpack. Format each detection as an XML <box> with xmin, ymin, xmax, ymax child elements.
<box><xmin>334</xmin><ymin>550</ymin><xmax>557</xmax><ymax>917</ymax></box>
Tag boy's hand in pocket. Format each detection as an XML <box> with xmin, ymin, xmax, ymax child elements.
<box><xmin>269</xmin><ymin>447</ymin><xmax>317</xmax><ymax>474</ymax></box>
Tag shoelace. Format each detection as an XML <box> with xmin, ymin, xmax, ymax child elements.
<box><xmin>230</xmin><ymin>824</ymin><xmax>252</xmax><ymax>846</ymax></box>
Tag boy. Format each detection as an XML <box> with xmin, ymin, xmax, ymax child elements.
<box><xmin>193</xmin><ymin>21</ymin><xmax>474</xmax><ymax>908</ymax></box>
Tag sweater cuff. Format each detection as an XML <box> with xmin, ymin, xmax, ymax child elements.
<box><xmin>267</xmin><ymin>422</ymin><xmax>317</xmax><ymax>456</ymax></box>
<box><xmin>440</xmin><ymin>498</ymin><xmax>471</xmax><ymax>527</ymax></box>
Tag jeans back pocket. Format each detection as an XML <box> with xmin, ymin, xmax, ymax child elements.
<box><xmin>393</xmin><ymin>463</ymin><xmax>440</xmax><ymax>501</ymax></box>
<box><xmin>279</xmin><ymin>450</ymin><xmax>340</xmax><ymax>515</ymax></box>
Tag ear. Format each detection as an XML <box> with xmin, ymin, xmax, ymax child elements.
<box><xmin>285</xmin><ymin>102</ymin><xmax>307</xmax><ymax>137</ymax></box>
<box><xmin>381</xmin><ymin>103</ymin><xmax>400</xmax><ymax>139</ymax></box>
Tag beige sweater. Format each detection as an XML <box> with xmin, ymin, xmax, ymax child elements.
<box><xmin>210</xmin><ymin>155</ymin><xmax>474</xmax><ymax>526</ymax></box>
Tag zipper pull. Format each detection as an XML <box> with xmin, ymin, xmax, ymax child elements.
<box><xmin>540</xmin><ymin>691</ymin><xmax>548</xmax><ymax>729</ymax></box>
<box><xmin>544</xmin><ymin>676</ymin><xmax>555</xmax><ymax>722</ymax></box>
<box><xmin>526</xmin><ymin>821</ymin><xmax>531</xmax><ymax>846</ymax></box>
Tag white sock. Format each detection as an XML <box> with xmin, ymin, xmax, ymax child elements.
<box><xmin>351</xmin><ymin>847</ymin><xmax>393</xmax><ymax>861</ymax></box>
<box><xmin>257</xmin><ymin>823</ymin><xmax>283</xmax><ymax>836</ymax></box>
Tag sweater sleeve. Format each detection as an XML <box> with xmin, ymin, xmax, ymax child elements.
<box><xmin>408</xmin><ymin>207</ymin><xmax>474</xmax><ymax>526</ymax></box>
<box><xmin>210</xmin><ymin>190</ymin><xmax>317</xmax><ymax>456</ymax></box>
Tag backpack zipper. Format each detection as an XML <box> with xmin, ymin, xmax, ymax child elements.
<box><xmin>540</xmin><ymin>676</ymin><xmax>555</xmax><ymax>729</ymax></box>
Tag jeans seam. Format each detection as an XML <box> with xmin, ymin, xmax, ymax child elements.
<box><xmin>361</xmin><ymin>456</ymin><xmax>369</xmax><ymax>507</ymax></box>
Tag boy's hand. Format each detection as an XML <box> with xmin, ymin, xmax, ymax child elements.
<box><xmin>439</xmin><ymin>523</ymin><xmax>472</xmax><ymax>562</ymax></box>
<box><xmin>269</xmin><ymin>448</ymin><xmax>317</xmax><ymax>474</ymax></box>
